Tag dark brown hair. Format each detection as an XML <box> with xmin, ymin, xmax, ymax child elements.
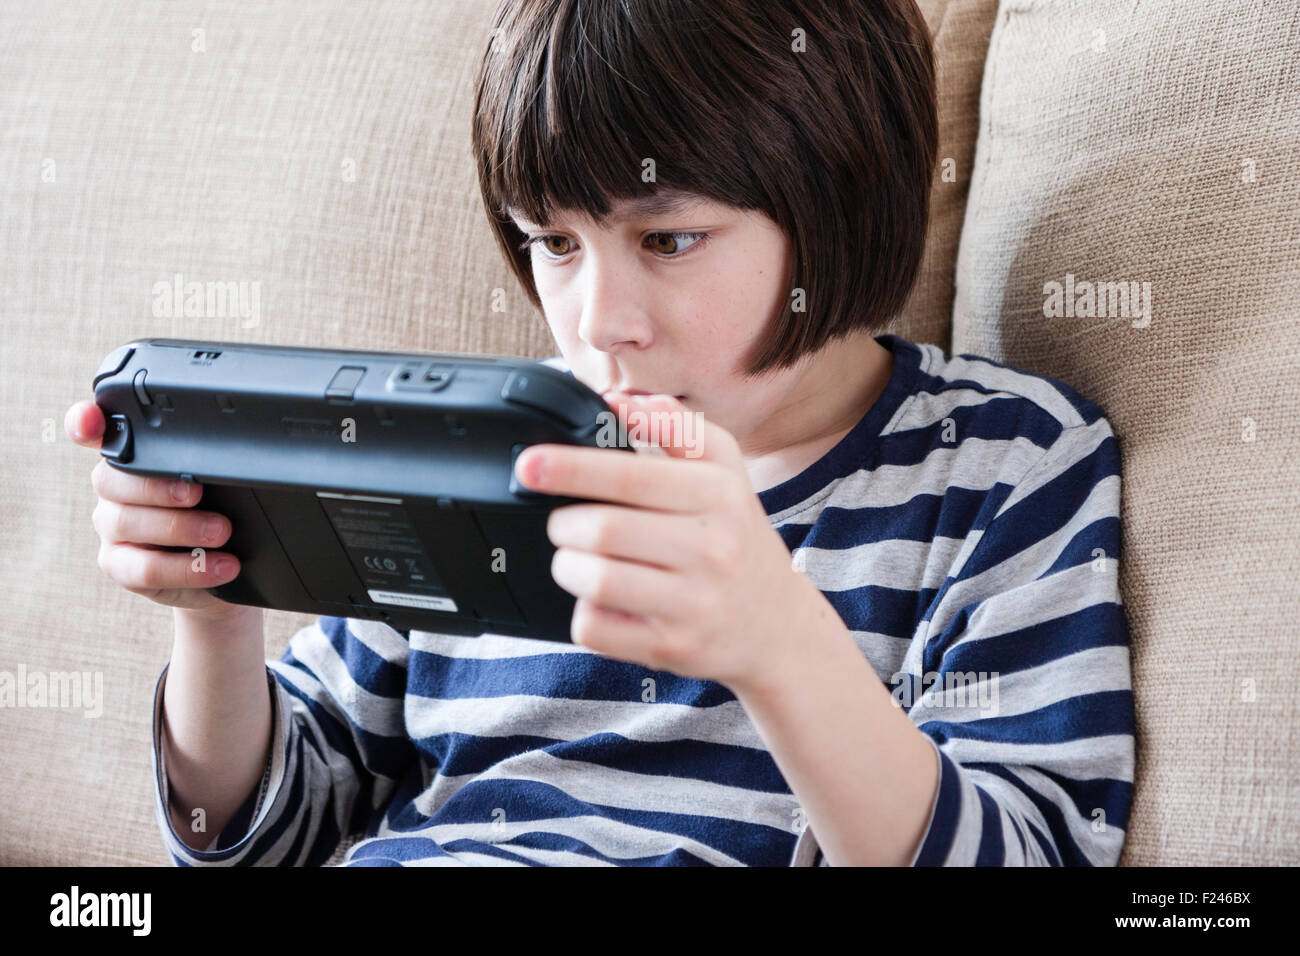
<box><xmin>472</xmin><ymin>0</ymin><xmax>937</xmax><ymax>378</ymax></box>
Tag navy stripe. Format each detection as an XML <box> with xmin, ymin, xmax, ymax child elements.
<box><xmin>973</xmin><ymin>785</ymin><xmax>1006</xmax><ymax>866</ymax></box>
<box><xmin>959</xmin><ymin>436</ymin><xmax>1119</xmax><ymax>580</ymax></box>
<box><xmin>916</xmin><ymin>690</ymin><xmax>1135</xmax><ymax>746</ymax></box>
<box><xmin>318</xmin><ymin>615</ymin><xmax>408</xmax><ymax>695</ymax></box>
<box><xmin>935</xmin><ymin>601</ymin><xmax>1130</xmax><ymax>676</ymax></box>
<box><xmin>407</xmin><ymin>646</ymin><xmax>736</xmax><ymax>707</ymax></box>
<box><xmin>410</xmin><ymin>731</ymin><xmax>792</xmax><ymax>793</ymax></box>
<box><xmin>276</xmin><ymin>649</ymin><xmax>414</xmax><ymax>774</ymax></box>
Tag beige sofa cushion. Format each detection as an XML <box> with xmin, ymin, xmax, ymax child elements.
<box><xmin>952</xmin><ymin>0</ymin><xmax>1300</xmax><ymax>863</ymax></box>
<box><xmin>0</xmin><ymin>0</ymin><xmax>989</xmax><ymax>865</ymax></box>
<box><xmin>907</xmin><ymin>0</ymin><xmax>1000</xmax><ymax>352</ymax></box>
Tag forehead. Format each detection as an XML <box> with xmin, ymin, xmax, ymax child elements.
<box><xmin>507</xmin><ymin>189</ymin><xmax>712</xmax><ymax>228</ymax></box>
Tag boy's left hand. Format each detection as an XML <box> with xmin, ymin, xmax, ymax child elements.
<box><xmin>513</xmin><ymin>392</ymin><xmax>829</xmax><ymax>693</ymax></box>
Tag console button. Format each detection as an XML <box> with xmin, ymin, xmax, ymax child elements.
<box><xmin>326</xmin><ymin>366</ymin><xmax>366</xmax><ymax>401</ymax></box>
<box><xmin>132</xmin><ymin>369</ymin><xmax>152</xmax><ymax>406</ymax></box>
<box><xmin>501</xmin><ymin>368</ymin><xmax>589</xmax><ymax>430</ymax></box>
<box><xmin>508</xmin><ymin>443</ymin><xmax>546</xmax><ymax>500</ymax></box>
<box><xmin>101</xmin><ymin>414</ymin><xmax>133</xmax><ymax>463</ymax></box>
<box><xmin>423</xmin><ymin>364</ymin><xmax>455</xmax><ymax>390</ymax></box>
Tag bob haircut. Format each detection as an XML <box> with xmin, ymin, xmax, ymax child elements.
<box><xmin>472</xmin><ymin>0</ymin><xmax>938</xmax><ymax>378</ymax></box>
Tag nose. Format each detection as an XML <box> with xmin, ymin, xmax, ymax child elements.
<box><xmin>577</xmin><ymin>256</ymin><xmax>653</xmax><ymax>353</ymax></box>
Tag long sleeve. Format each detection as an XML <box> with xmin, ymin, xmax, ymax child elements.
<box><xmin>904</xmin><ymin>414</ymin><xmax>1134</xmax><ymax>865</ymax></box>
<box><xmin>793</xmin><ymin>412</ymin><xmax>1134</xmax><ymax>866</ymax></box>
<box><xmin>149</xmin><ymin>615</ymin><xmax>417</xmax><ymax>866</ymax></box>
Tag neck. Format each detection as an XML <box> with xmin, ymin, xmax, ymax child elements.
<box><xmin>740</xmin><ymin>331</ymin><xmax>894</xmax><ymax>492</ymax></box>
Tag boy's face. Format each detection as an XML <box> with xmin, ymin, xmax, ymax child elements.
<box><xmin>507</xmin><ymin>188</ymin><xmax>819</xmax><ymax>457</ymax></box>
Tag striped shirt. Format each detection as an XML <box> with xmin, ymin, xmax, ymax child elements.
<box><xmin>149</xmin><ymin>332</ymin><xmax>1134</xmax><ymax>866</ymax></box>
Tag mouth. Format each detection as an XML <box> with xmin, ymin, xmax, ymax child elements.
<box><xmin>603</xmin><ymin>389</ymin><xmax>687</xmax><ymax>401</ymax></box>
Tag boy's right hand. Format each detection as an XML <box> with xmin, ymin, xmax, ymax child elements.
<box><xmin>66</xmin><ymin>398</ymin><xmax>245</xmax><ymax>617</ymax></box>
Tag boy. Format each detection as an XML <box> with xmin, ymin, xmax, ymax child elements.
<box><xmin>129</xmin><ymin>0</ymin><xmax>1133</xmax><ymax>865</ymax></box>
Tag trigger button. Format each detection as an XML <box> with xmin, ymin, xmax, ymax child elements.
<box><xmin>508</xmin><ymin>443</ymin><xmax>546</xmax><ymax>500</ymax></box>
<box><xmin>132</xmin><ymin>369</ymin><xmax>153</xmax><ymax>407</ymax></box>
<box><xmin>501</xmin><ymin>369</ymin><xmax>588</xmax><ymax>430</ymax></box>
<box><xmin>100</xmin><ymin>414</ymin><xmax>134</xmax><ymax>463</ymax></box>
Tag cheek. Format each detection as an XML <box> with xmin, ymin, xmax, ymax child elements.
<box><xmin>532</xmin><ymin>266</ymin><xmax>560</xmax><ymax>302</ymax></box>
<box><xmin>532</xmin><ymin>281</ymin><xmax>580</xmax><ymax>340</ymax></box>
<box><xmin>686</xmin><ymin>284</ymin><xmax>768</xmax><ymax>356</ymax></box>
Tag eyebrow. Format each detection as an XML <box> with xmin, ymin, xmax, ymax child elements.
<box><xmin>509</xmin><ymin>191</ymin><xmax>706</xmax><ymax>229</ymax></box>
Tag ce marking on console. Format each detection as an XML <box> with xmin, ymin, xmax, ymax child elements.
<box><xmin>363</xmin><ymin>555</ymin><xmax>398</xmax><ymax>572</ymax></box>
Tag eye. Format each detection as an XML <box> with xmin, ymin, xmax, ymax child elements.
<box><xmin>517</xmin><ymin>231</ymin><xmax>710</xmax><ymax>260</ymax></box>
<box><xmin>517</xmin><ymin>234</ymin><xmax>577</xmax><ymax>258</ymax></box>
<box><xmin>644</xmin><ymin>232</ymin><xmax>709</xmax><ymax>256</ymax></box>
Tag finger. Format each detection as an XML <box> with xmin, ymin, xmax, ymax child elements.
<box><xmin>92</xmin><ymin>497</ymin><xmax>231</xmax><ymax>549</ymax></box>
<box><xmin>515</xmin><ymin>441</ymin><xmax>719</xmax><ymax>512</ymax></box>
<box><xmin>570</xmin><ymin>598</ymin><xmax>664</xmax><ymax>661</ymax></box>
<box><xmin>98</xmin><ymin>541</ymin><xmax>240</xmax><ymax>593</ymax></box>
<box><xmin>547</xmin><ymin>502</ymin><xmax>713</xmax><ymax>572</ymax></box>
<box><xmin>92</xmin><ymin>458</ymin><xmax>201</xmax><ymax>508</ymax></box>
<box><xmin>65</xmin><ymin>400</ymin><xmax>105</xmax><ymax>447</ymax></box>
<box><xmin>550</xmin><ymin>547</ymin><xmax>683</xmax><ymax>621</ymax></box>
<box><xmin>606</xmin><ymin>392</ymin><xmax>739</xmax><ymax>468</ymax></box>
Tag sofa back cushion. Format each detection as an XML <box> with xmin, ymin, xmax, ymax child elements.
<box><xmin>952</xmin><ymin>0</ymin><xmax>1300</xmax><ymax>865</ymax></box>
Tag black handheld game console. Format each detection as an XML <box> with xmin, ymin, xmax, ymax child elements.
<box><xmin>92</xmin><ymin>338</ymin><xmax>630</xmax><ymax>643</ymax></box>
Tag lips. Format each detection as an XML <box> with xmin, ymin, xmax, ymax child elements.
<box><xmin>604</xmin><ymin>389</ymin><xmax>687</xmax><ymax>400</ymax></box>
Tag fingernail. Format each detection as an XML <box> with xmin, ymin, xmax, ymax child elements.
<box><xmin>523</xmin><ymin>451</ymin><xmax>545</xmax><ymax>484</ymax></box>
<box><xmin>170</xmin><ymin>480</ymin><xmax>188</xmax><ymax>502</ymax></box>
<box><xmin>202</xmin><ymin>517</ymin><xmax>224</xmax><ymax>542</ymax></box>
<box><xmin>213</xmin><ymin>558</ymin><xmax>232</xmax><ymax>577</ymax></box>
